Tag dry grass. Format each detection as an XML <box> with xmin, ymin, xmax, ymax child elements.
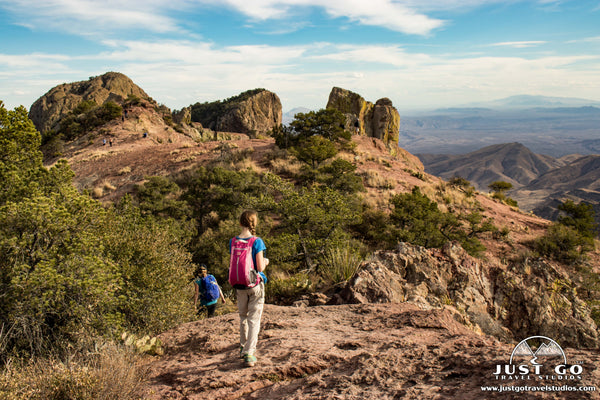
<box><xmin>231</xmin><ymin>158</ymin><xmax>259</xmax><ymax>172</ymax></box>
<box><xmin>362</xmin><ymin>170</ymin><xmax>395</xmax><ymax>189</ymax></box>
<box><xmin>92</xmin><ymin>187</ymin><xmax>104</xmax><ymax>199</ymax></box>
<box><xmin>0</xmin><ymin>344</ymin><xmax>148</xmax><ymax>400</ymax></box>
<box><xmin>269</xmin><ymin>158</ymin><xmax>303</xmax><ymax>176</ymax></box>
<box><xmin>103</xmin><ymin>181</ymin><xmax>117</xmax><ymax>191</ymax></box>
<box><xmin>118</xmin><ymin>166</ymin><xmax>132</xmax><ymax>175</ymax></box>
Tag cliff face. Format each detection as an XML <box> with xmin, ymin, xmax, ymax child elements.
<box><xmin>29</xmin><ymin>72</ymin><xmax>151</xmax><ymax>133</ymax></box>
<box><xmin>189</xmin><ymin>89</ymin><xmax>282</xmax><ymax>135</ymax></box>
<box><xmin>326</xmin><ymin>87</ymin><xmax>400</xmax><ymax>147</ymax></box>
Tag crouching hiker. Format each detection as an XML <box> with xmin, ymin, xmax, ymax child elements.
<box><xmin>194</xmin><ymin>264</ymin><xmax>226</xmax><ymax>318</ymax></box>
<box><xmin>229</xmin><ymin>210</ymin><xmax>269</xmax><ymax>368</ymax></box>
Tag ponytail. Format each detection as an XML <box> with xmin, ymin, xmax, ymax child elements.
<box><xmin>240</xmin><ymin>210</ymin><xmax>258</xmax><ymax>235</ymax></box>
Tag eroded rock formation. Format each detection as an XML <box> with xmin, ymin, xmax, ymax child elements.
<box><xmin>29</xmin><ymin>72</ymin><xmax>151</xmax><ymax>133</ymax></box>
<box><xmin>326</xmin><ymin>87</ymin><xmax>400</xmax><ymax>147</ymax></box>
<box><xmin>189</xmin><ymin>89</ymin><xmax>282</xmax><ymax>135</ymax></box>
<box><xmin>331</xmin><ymin>242</ymin><xmax>599</xmax><ymax>348</ymax></box>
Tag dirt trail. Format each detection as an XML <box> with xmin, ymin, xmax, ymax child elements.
<box><xmin>141</xmin><ymin>304</ymin><xmax>600</xmax><ymax>399</ymax></box>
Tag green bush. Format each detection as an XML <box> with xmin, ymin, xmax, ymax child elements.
<box><xmin>265</xmin><ymin>273</ymin><xmax>312</xmax><ymax>304</ymax></box>
<box><xmin>557</xmin><ymin>200</ymin><xmax>598</xmax><ymax>239</ymax></box>
<box><xmin>291</xmin><ymin>135</ymin><xmax>338</xmax><ymax>168</ymax></box>
<box><xmin>0</xmin><ymin>103</ymin><xmax>195</xmax><ymax>360</ymax></box>
<box><xmin>533</xmin><ymin>224</ymin><xmax>593</xmax><ymax>264</ymax></box>
<box><xmin>317</xmin><ymin>158</ymin><xmax>365</xmax><ymax>194</ymax></box>
<box><xmin>45</xmin><ymin>101</ymin><xmax>123</xmax><ymax>143</ymax></box>
<box><xmin>387</xmin><ymin>187</ymin><xmax>495</xmax><ymax>256</ymax></box>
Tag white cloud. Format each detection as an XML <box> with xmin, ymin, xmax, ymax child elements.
<box><xmin>0</xmin><ymin>0</ymin><xmax>182</xmax><ymax>35</ymax></box>
<box><xmin>2</xmin><ymin>39</ymin><xmax>599</xmax><ymax>111</ymax></box>
<box><xmin>0</xmin><ymin>0</ymin><xmax>445</xmax><ymax>36</ymax></box>
<box><xmin>491</xmin><ymin>41</ymin><xmax>547</xmax><ymax>48</ymax></box>
<box><xmin>210</xmin><ymin>0</ymin><xmax>444</xmax><ymax>35</ymax></box>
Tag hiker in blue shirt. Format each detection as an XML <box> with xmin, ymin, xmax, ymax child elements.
<box><xmin>194</xmin><ymin>264</ymin><xmax>225</xmax><ymax>318</ymax></box>
<box><xmin>229</xmin><ymin>210</ymin><xmax>269</xmax><ymax>368</ymax></box>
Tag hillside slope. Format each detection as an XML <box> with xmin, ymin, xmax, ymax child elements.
<box><xmin>513</xmin><ymin>155</ymin><xmax>600</xmax><ymax>219</ymax></box>
<box><xmin>418</xmin><ymin>142</ymin><xmax>564</xmax><ymax>191</ymax></box>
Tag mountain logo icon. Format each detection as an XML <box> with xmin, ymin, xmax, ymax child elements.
<box><xmin>509</xmin><ymin>336</ymin><xmax>567</xmax><ymax>366</ymax></box>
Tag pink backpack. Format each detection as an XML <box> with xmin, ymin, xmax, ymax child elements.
<box><xmin>229</xmin><ymin>237</ymin><xmax>259</xmax><ymax>289</ymax></box>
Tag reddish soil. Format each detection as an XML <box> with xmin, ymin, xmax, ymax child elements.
<box><xmin>141</xmin><ymin>303</ymin><xmax>600</xmax><ymax>399</ymax></box>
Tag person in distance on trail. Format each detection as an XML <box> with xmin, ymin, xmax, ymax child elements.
<box><xmin>193</xmin><ymin>264</ymin><xmax>226</xmax><ymax>318</ymax></box>
<box><xmin>229</xmin><ymin>210</ymin><xmax>269</xmax><ymax>368</ymax></box>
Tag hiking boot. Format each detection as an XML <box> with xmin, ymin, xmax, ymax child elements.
<box><xmin>244</xmin><ymin>354</ymin><xmax>257</xmax><ymax>367</ymax></box>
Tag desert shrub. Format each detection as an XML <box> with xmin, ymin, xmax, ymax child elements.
<box><xmin>0</xmin><ymin>103</ymin><xmax>195</xmax><ymax>360</ymax></box>
<box><xmin>265</xmin><ymin>272</ymin><xmax>312</xmax><ymax>304</ymax></box>
<box><xmin>0</xmin><ymin>192</ymin><xmax>196</xmax><ymax>358</ymax></box>
<box><xmin>103</xmin><ymin>198</ymin><xmax>196</xmax><ymax>335</ymax></box>
<box><xmin>135</xmin><ymin>176</ymin><xmax>191</xmax><ymax>220</ymax></box>
<box><xmin>448</xmin><ymin>176</ymin><xmax>472</xmax><ymax>188</ymax></box>
<box><xmin>319</xmin><ymin>244</ymin><xmax>363</xmax><ymax>284</ymax></box>
<box><xmin>178</xmin><ymin>166</ymin><xmax>267</xmax><ymax>230</ymax></box>
<box><xmin>270</xmin><ymin>183</ymin><xmax>361</xmax><ymax>270</ymax></box>
<box><xmin>291</xmin><ymin>135</ymin><xmax>338</xmax><ymax>168</ymax></box>
<box><xmin>488</xmin><ymin>180</ymin><xmax>518</xmax><ymax>206</ymax></box>
<box><xmin>492</xmin><ymin>191</ymin><xmax>518</xmax><ymax>207</ymax></box>
<box><xmin>317</xmin><ymin>158</ymin><xmax>365</xmax><ymax>194</ymax></box>
<box><xmin>531</xmin><ymin>200</ymin><xmax>597</xmax><ymax>264</ymax></box>
<box><xmin>390</xmin><ymin>187</ymin><xmax>458</xmax><ymax>248</ymax></box>
<box><xmin>556</xmin><ymin>200</ymin><xmax>598</xmax><ymax>239</ymax></box>
<box><xmin>488</xmin><ymin>181</ymin><xmax>513</xmax><ymax>193</ymax></box>
<box><xmin>448</xmin><ymin>176</ymin><xmax>475</xmax><ymax>196</ymax></box>
<box><xmin>386</xmin><ymin>187</ymin><xmax>494</xmax><ymax>256</ymax></box>
<box><xmin>350</xmin><ymin>208</ymin><xmax>395</xmax><ymax>250</ymax></box>
<box><xmin>0</xmin><ymin>191</ymin><xmax>124</xmax><ymax>356</ymax></box>
<box><xmin>533</xmin><ymin>224</ymin><xmax>593</xmax><ymax>264</ymax></box>
<box><xmin>124</xmin><ymin>94</ymin><xmax>142</xmax><ymax>106</ymax></box>
<box><xmin>45</xmin><ymin>101</ymin><xmax>123</xmax><ymax>143</ymax></box>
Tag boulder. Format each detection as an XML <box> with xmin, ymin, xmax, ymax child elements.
<box><xmin>326</xmin><ymin>87</ymin><xmax>400</xmax><ymax>147</ymax></box>
<box><xmin>29</xmin><ymin>72</ymin><xmax>151</xmax><ymax>133</ymax></box>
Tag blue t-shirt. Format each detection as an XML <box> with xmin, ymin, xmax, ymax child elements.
<box><xmin>229</xmin><ymin>236</ymin><xmax>266</xmax><ymax>270</ymax></box>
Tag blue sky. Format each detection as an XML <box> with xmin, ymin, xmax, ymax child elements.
<box><xmin>1</xmin><ymin>0</ymin><xmax>599</xmax><ymax>112</ymax></box>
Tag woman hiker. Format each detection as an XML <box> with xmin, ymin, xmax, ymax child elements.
<box><xmin>229</xmin><ymin>210</ymin><xmax>268</xmax><ymax>368</ymax></box>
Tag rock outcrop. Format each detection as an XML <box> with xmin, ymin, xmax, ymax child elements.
<box><xmin>326</xmin><ymin>87</ymin><xmax>400</xmax><ymax>147</ymax></box>
<box><xmin>189</xmin><ymin>89</ymin><xmax>282</xmax><ymax>135</ymax></box>
<box><xmin>331</xmin><ymin>242</ymin><xmax>599</xmax><ymax>348</ymax></box>
<box><xmin>29</xmin><ymin>72</ymin><xmax>151</xmax><ymax>133</ymax></box>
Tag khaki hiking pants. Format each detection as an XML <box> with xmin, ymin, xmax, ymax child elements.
<box><xmin>237</xmin><ymin>282</ymin><xmax>265</xmax><ymax>356</ymax></box>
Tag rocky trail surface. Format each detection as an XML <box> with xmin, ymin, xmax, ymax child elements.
<box><xmin>140</xmin><ymin>303</ymin><xmax>600</xmax><ymax>399</ymax></box>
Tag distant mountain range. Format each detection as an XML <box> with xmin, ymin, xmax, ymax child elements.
<box><xmin>282</xmin><ymin>107</ymin><xmax>312</xmax><ymax>125</ymax></box>
<box><xmin>400</xmin><ymin>105</ymin><xmax>600</xmax><ymax>157</ymax></box>
<box><xmin>418</xmin><ymin>142</ymin><xmax>600</xmax><ymax>224</ymax></box>
<box><xmin>418</xmin><ymin>143</ymin><xmax>565</xmax><ymax>190</ymax></box>
<box><xmin>462</xmin><ymin>94</ymin><xmax>600</xmax><ymax>109</ymax></box>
